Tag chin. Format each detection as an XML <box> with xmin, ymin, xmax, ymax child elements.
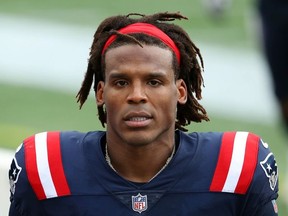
<box><xmin>124</xmin><ymin>133</ymin><xmax>155</xmax><ymax>147</ymax></box>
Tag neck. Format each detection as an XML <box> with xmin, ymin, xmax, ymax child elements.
<box><xmin>105</xmin><ymin>137</ymin><xmax>176</xmax><ymax>183</ymax></box>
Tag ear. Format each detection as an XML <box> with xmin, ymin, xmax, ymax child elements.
<box><xmin>176</xmin><ymin>79</ymin><xmax>187</xmax><ymax>104</ymax></box>
<box><xmin>96</xmin><ymin>81</ymin><xmax>105</xmax><ymax>106</ymax></box>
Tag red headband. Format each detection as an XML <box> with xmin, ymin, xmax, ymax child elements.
<box><xmin>101</xmin><ymin>22</ymin><xmax>181</xmax><ymax>64</ymax></box>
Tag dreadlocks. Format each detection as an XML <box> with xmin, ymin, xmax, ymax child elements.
<box><xmin>76</xmin><ymin>12</ymin><xmax>209</xmax><ymax>131</ymax></box>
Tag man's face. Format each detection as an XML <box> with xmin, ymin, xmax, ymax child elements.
<box><xmin>96</xmin><ymin>44</ymin><xmax>187</xmax><ymax>146</ymax></box>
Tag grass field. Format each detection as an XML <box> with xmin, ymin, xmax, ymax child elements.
<box><xmin>0</xmin><ymin>0</ymin><xmax>287</xmax><ymax>214</ymax></box>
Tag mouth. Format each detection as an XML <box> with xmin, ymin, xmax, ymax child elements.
<box><xmin>124</xmin><ymin>112</ymin><xmax>153</xmax><ymax>128</ymax></box>
<box><xmin>128</xmin><ymin>117</ymin><xmax>150</xmax><ymax>121</ymax></box>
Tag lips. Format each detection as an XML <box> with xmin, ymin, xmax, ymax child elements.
<box><xmin>123</xmin><ymin>112</ymin><xmax>152</xmax><ymax>127</ymax></box>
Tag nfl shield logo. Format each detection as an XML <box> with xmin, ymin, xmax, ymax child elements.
<box><xmin>132</xmin><ymin>193</ymin><xmax>148</xmax><ymax>213</ymax></box>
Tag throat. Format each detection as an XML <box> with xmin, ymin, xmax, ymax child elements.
<box><xmin>104</xmin><ymin>143</ymin><xmax>176</xmax><ymax>182</ymax></box>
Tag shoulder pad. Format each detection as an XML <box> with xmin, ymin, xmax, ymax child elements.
<box><xmin>210</xmin><ymin>131</ymin><xmax>259</xmax><ymax>194</ymax></box>
<box><xmin>24</xmin><ymin>131</ymin><xmax>71</xmax><ymax>200</ymax></box>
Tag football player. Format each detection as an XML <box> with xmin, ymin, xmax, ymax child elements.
<box><xmin>8</xmin><ymin>12</ymin><xmax>279</xmax><ymax>215</ymax></box>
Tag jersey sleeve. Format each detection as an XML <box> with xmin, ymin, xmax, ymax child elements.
<box><xmin>8</xmin><ymin>131</ymin><xmax>74</xmax><ymax>215</ymax></box>
<box><xmin>8</xmin><ymin>141</ymin><xmax>45</xmax><ymax>216</ymax></box>
<box><xmin>245</xmin><ymin>136</ymin><xmax>279</xmax><ymax>215</ymax></box>
<box><xmin>208</xmin><ymin>131</ymin><xmax>279</xmax><ymax>215</ymax></box>
<box><xmin>255</xmin><ymin>199</ymin><xmax>279</xmax><ymax>216</ymax></box>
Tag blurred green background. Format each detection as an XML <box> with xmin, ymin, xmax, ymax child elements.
<box><xmin>0</xmin><ymin>0</ymin><xmax>287</xmax><ymax>214</ymax></box>
<box><xmin>0</xmin><ymin>0</ymin><xmax>255</xmax><ymax>46</ymax></box>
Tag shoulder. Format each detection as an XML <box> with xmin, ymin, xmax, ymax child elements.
<box><xmin>183</xmin><ymin>130</ymin><xmax>260</xmax><ymax>151</ymax></box>
<box><xmin>22</xmin><ymin>130</ymin><xmax>105</xmax><ymax>158</ymax></box>
<box><xmin>181</xmin><ymin>131</ymin><xmax>278</xmax><ymax>196</ymax></box>
<box><xmin>23</xmin><ymin>130</ymin><xmax>91</xmax><ymax>149</ymax></box>
<box><xmin>207</xmin><ymin>131</ymin><xmax>262</xmax><ymax>194</ymax></box>
<box><xmin>8</xmin><ymin>131</ymin><xmax>104</xmax><ymax>201</ymax></box>
<box><xmin>213</xmin><ymin>131</ymin><xmax>278</xmax><ymax>199</ymax></box>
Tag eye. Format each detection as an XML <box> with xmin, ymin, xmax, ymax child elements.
<box><xmin>115</xmin><ymin>80</ymin><xmax>128</xmax><ymax>87</ymax></box>
<box><xmin>148</xmin><ymin>80</ymin><xmax>161</xmax><ymax>87</ymax></box>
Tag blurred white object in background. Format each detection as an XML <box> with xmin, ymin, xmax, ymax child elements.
<box><xmin>202</xmin><ymin>0</ymin><xmax>232</xmax><ymax>19</ymax></box>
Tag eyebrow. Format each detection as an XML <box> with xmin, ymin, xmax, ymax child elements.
<box><xmin>107</xmin><ymin>72</ymin><xmax>129</xmax><ymax>80</ymax></box>
<box><xmin>108</xmin><ymin>71</ymin><xmax>168</xmax><ymax>79</ymax></box>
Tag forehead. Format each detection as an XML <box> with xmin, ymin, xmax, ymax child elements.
<box><xmin>104</xmin><ymin>44</ymin><xmax>173</xmax><ymax>72</ymax></box>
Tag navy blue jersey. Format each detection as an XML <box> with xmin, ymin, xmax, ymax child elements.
<box><xmin>8</xmin><ymin>130</ymin><xmax>279</xmax><ymax>215</ymax></box>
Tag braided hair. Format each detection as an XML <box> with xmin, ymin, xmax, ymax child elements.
<box><xmin>76</xmin><ymin>12</ymin><xmax>209</xmax><ymax>131</ymax></box>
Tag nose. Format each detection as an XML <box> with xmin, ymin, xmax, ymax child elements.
<box><xmin>127</xmin><ymin>82</ymin><xmax>147</xmax><ymax>104</ymax></box>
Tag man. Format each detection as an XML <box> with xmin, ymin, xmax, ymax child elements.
<box><xmin>8</xmin><ymin>12</ymin><xmax>279</xmax><ymax>215</ymax></box>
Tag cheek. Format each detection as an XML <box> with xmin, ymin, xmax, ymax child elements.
<box><xmin>103</xmin><ymin>91</ymin><xmax>118</xmax><ymax>112</ymax></box>
<box><xmin>103</xmin><ymin>88</ymin><xmax>123</xmax><ymax>104</ymax></box>
<box><xmin>104</xmin><ymin>102</ymin><xmax>119</xmax><ymax>124</ymax></box>
<box><xmin>105</xmin><ymin>96</ymin><xmax>119</xmax><ymax>111</ymax></box>
<box><xmin>157</xmin><ymin>101</ymin><xmax>177</xmax><ymax>126</ymax></box>
<box><xmin>155</xmin><ymin>92</ymin><xmax>178</xmax><ymax>114</ymax></box>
